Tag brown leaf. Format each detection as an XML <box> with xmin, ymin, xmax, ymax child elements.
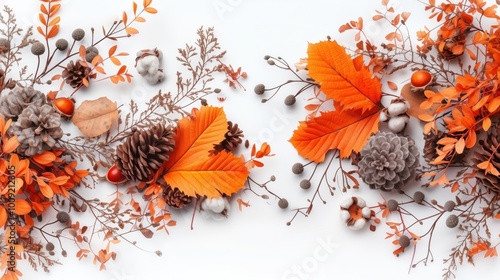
<box><xmin>140</xmin><ymin>228</ymin><xmax>154</xmax><ymax>239</ymax></box>
<box><xmin>400</xmin><ymin>83</ymin><xmax>439</xmax><ymax>118</ymax></box>
<box><xmin>72</xmin><ymin>97</ymin><xmax>118</xmax><ymax>137</ymax></box>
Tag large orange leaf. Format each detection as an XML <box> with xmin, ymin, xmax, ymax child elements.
<box><xmin>163</xmin><ymin>106</ymin><xmax>249</xmax><ymax>198</ymax></box>
<box><xmin>307</xmin><ymin>40</ymin><xmax>382</xmax><ymax>112</ymax></box>
<box><xmin>290</xmin><ymin>108</ymin><xmax>381</xmax><ymax>162</ymax></box>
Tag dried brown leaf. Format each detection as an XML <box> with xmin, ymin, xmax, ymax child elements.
<box><xmin>72</xmin><ymin>97</ymin><xmax>118</xmax><ymax>137</ymax></box>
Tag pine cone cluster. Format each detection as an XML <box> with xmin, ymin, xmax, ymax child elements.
<box><xmin>62</xmin><ymin>60</ymin><xmax>91</xmax><ymax>88</ymax></box>
<box><xmin>10</xmin><ymin>104</ymin><xmax>63</xmax><ymax>156</ymax></box>
<box><xmin>213</xmin><ymin>121</ymin><xmax>244</xmax><ymax>154</ymax></box>
<box><xmin>115</xmin><ymin>124</ymin><xmax>175</xmax><ymax>182</ymax></box>
<box><xmin>358</xmin><ymin>132</ymin><xmax>420</xmax><ymax>191</ymax></box>
<box><xmin>0</xmin><ymin>87</ymin><xmax>46</xmax><ymax>119</ymax></box>
<box><xmin>473</xmin><ymin>125</ymin><xmax>500</xmax><ymax>193</ymax></box>
<box><xmin>163</xmin><ymin>185</ymin><xmax>193</xmax><ymax>209</ymax></box>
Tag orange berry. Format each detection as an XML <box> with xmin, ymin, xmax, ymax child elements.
<box><xmin>410</xmin><ymin>70</ymin><xmax>433</xmax><ymax>88</ymax></box>
<box><xmin>53</xmin><ymin>98</ymin><xmax>75</xmax><ymax>117</ymax></box>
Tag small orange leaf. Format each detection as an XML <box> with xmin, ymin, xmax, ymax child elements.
<box><xmin>48</xmin><ymin>16</ymin><xmax>60</xmax><ymax>26</ymax></box>
<box><xmin>33</xmin><ymin>151</ymin><xmax>56</xmax><ymax>165</ymax></box>
<box><xmin>14</xmin><ymin>199</ymin><xmax>31</xmax><ymax>215</ymax></box>
<box><xmin>125</xmin><ymin>27</ymin><xmax>139</xmax><ymax>35</ymax></box>
<box><xmin>47</xmin><ymin>25</ymin><xmax>59</xmax><ymax>39</ymax></box>
<box><xmin>2</xmin><ymin>136</ymin><xmax>19</xmax><ymax>153</ymax></box>
<box><xmin>145</xmin><ymin>7</ymin><xmax>157</xmax><ymax>13</ymax></box>
<box><xmin>122</xmin><ymin>11</ymin><xmax>128</xmax><ymax>26</ymax></box>
<box><xmin>108</xmin><ymin>45</ymin><xmax>118</xmax><ymax>57</ymax></box>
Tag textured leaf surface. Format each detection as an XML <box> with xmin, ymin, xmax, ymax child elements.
<box><xmin>290</xmin><ymin>108</ymin><xmax>380</xmax><ymax>162</ymax></box>
<box><xmin>307</xmin><ymin>40</ymin><xmax>382</xmax><ymax>112</ymax></box>
<box><xmin>163</xmin><ymin>106</ymin><xmax>249</xmax><ymax>198</ymax></box>
<box><xmin>72</xmin><ymin>97</ymin><xmax>118</xmax><ymax>137</ymax></box>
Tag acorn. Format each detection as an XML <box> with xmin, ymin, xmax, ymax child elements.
<box><xmin>53</xmin><ymin>97</ymin><xmax>75</xmax><ymax>117</ymax></box>
<box><xmin>106</xmin><ymin>165</ymin><xmax>127</xmax><ymax>185</ymax></box>
<box><xmin>410</xmin><ymin>70</ymin><xmax>433</xmax><ymax>92</ymax></box>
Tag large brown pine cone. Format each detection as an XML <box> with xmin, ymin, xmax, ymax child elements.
<box><xmin>62</xmin><ymin>60</ymin><xmax>91</xmax><ymax>88</ymax></box>
<box><xmin>472</xmin><ymin>125</ymin><xmax>500</xmax><ymax>193</ymax></box>
<box><xmin>213</xmin><ymin>121</ymin><xmax>244</xmax><ymax>154</ymax></box>
<box><xmin>163</xmin><ymin>185</ymin><xmax>193</xmax><ymax>209</ymax></box>
<box><xmin>115</xmin><ymin>124</ymin><xmax>175</xmax><ymax>182</ymax></box>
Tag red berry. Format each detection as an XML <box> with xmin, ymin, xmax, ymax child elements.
<box><xmin>106</xmin><ymin>165</ymin><xmax>127</xmax><ymax>184</ymax></box>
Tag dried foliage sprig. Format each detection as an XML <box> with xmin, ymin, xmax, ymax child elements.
<box><xmin>0</xmin><ymin>1</ymin><xmax>256</xmax><ymax>279</ymax></box>
<box><xmin>254</xmin><ymin>0</ymin><xmax>500</xmax><ymax>278</ymax></box>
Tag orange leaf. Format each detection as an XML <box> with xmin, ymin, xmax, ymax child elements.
<box><xmin>163</xmin><ymin>106</ymin><xmax>248</xmax><ymax>198</ymax></box>
<box><xmin>47</xmin><ymin>25</ymin><xmax>59</xmax><ymax>39</ymax></box>
<box><xmin>2</xmin><ymin>136</ymin><xmax>19</xmax><ymax>153</ymax></box>
<box><xmin>48</xmin><ymin>16</ymin><xmax>60</xmax><ymax>26</ymax></box>
<box><xmin>71</xmin><ymin>97</ymin><xmax>118</xmax><ymax>137</ymax></box>
<box><xmin>37</xmin><ymin>177</ymin><xmax>54</xmax><ymax>198</ymax></box>
<box><xmin>290</xmin><ymin>108</ymin><xmax>380</xmax><ymax>162</ymax></box>
<box><xmin>125</xmin><ymin>27</ymin><xmax>139</xmax><ymax>35</ymax></box>
<box><xmin>0</xmin><ymin>207</ymin><xmax>7</xmax><ymax>228</ymax></box>
<box><xmin>307</xmin><ymin>41</ymin><xmax>382</xmax><ymax>112</ymax></box>
<box><xmin>122</xmin><ymin>11</ymin><xmax>128</xmax><ymax>26</ymax></box>
<box><xmin>14</xmin><ymin>199</ymin><xmax>31</xmax><ymax>215</ymax></box>
<box><xmin>33</xmin><ymin>151</ymin><xmax>56</xmax><ymax>165</ymax></box>
<box><xmin>145</xmin><ymin>7</ymin><xmax>157</xmax><ymax>14</ymax></box>
<box><xmin>108</xmin><ymin>45</ymin><xmax>118</xmax><ymax>57</ymax></box>
<box><xmin>39</xmin><ymin>13</ymin><xmax>47</xmax><ymax>25</ymax></box>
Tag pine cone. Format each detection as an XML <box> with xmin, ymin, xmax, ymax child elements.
<box><xmin>423</xmin><ymin>131</ymin><xmax>465</xmax><ymax>164</ymax></box>
<box><xmin>10</xmin><ymin>104</ymin><xmax>63</xmax><ymax>156</ymax></box>
<box><xmin>472</xmin><ymin>125</ymin><xmax>500</xmax><ymax>193</ymax></box>
<box><xmin>423</xmin><ymin>130</ymin><xmax>443</xmax><ymax>163</ymax></box>
<box><xmin>115</xmin><ymin>124</ymin><xmax>175</xmax><ymax>182</ymax></box>
<box><xmin>163</xmin><ymin>185</ymin><xmax>193</xmax><ymax>209</ymax></box>
<box><xmin>213</xmin><ymin>121</ymin><xmax>244</xmax><ymax>154</ymax></box>
<box><xmin>358</xmin><ymin>132</ymin><xmax>420</xmax><ymax>191</ymax></box>
<box><xmin>62</xmin><ymin>60</ymin><xmax>91</xmax><ymax>88</ymax></box>
<box><xmin>0</xmin><ymin>87</ymin><xmax>46</xmax><ymax>119</ymax></box>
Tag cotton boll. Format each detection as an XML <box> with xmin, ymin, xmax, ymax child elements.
<box><xmin>388</xmin><ymin>115</ymin><xmax>409</xmax><ymax>133</ymax></box>
<box><xmin>387</xmin><ymin>101</ymin><xmax>409</xmax><ymax>117</ymax></box>
<box><xmin>350</xmin><ymin>219</ymin><xmax>366</xmax><ymax>231</ymax></box>
<box><xmin>200</xmin><ymin>197</ymin><xmax>231</xmax><ymax>221</ymax></box>
<box><xmin>135</xmin><ymin>48</ymin><xmax>164</xmax><ymax>85</ymax></box>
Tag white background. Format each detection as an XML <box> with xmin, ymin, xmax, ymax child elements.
<box><xmin>3</xmin><ymin>0</ymin><xmax>500</xmax><ymax>279</ymax></box>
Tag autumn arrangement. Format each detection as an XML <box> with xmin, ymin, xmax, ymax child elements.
<box><xmin>255</xmin><ymin>0</ymin><xmax>500</xmax><ymax>278</ymax></box>
<box><xmin>0</xmin><ymin>1</ymin><xmax>270</xmax><ymax>279</ymax></box>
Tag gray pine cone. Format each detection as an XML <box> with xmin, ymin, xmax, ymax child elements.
<box><xmin>0</xmin><ymin>87</ymin><xmax>46</xmax><ymax>119</ymax></box>
<box><xmin>10</xmin><ymin>104</ymin><xmax>63</xmax><ymax>156</ymax></box>
<box><xmin>358</xmin><ymin>132</ymin><xmax>420</xmax><ymax>191</ymax></box>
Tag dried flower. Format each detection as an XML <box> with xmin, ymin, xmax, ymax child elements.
<box><xmin>292</xmin><ymin>162</ymin><xmax>304</xmax><ymax>174</ymax></box>
<box><xmin>135</xmin><ymin>48</ymin><xmax>164</xmax><ymax>84</ymax></box>
<box><xmin>339</xmin><ymin>196</ymin><xmax>371</xmax><ymax>230</ymax></box>
<box><xmin>387</xmin><ymin>199</ymin><xmax>399</xmax><ymax>211</ymax></box>
<box><xmin>31</xmin><ymin>41</ymin><xmax>45</xmax><ymax>55</ymax></box>
<box><xmin>254</xmin><ymin>84</ymin><xmax>266</xmax><ymax>95</ymax></box>
<box><xmin>278</xmin><ymin>198</ymin><xmax>289</xmax><ymax>209</ymax></box>
<box><xmin>299</xmin><ymin>179</ymin><xmax>311</xmax><ymax>189</ymax></box>
<box><xmin>358</xmin><ymin>132</ymin><xmax>420</xmax><ymax>191</ymax></box>
<box><xmin>56</xmin><ymin>211</ymin><xmax>70</xmax><ymax>223</ymax></box>
<box><xmin>55</xmin><ymin>38</ymin><xmax>68</xmax><ymax>51</ymax></box>
<box><xmin>72</xmin><ymin>28</ymin><xmax>85</xmax><ymax>41</ymax></box>
<box><xmin>284</xmin><ymin>95</ymin><xmax>296</xmax><ymax>106</ymax></box>
<box><xmin>446</xmin><ymin>214</ymin><xmax>459</xmax><ymax>228</ymax></box>
<box><xmin>413</xmin><ymin>191</ymin><xmax>425</xmax><ymax>204</ymax></box>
